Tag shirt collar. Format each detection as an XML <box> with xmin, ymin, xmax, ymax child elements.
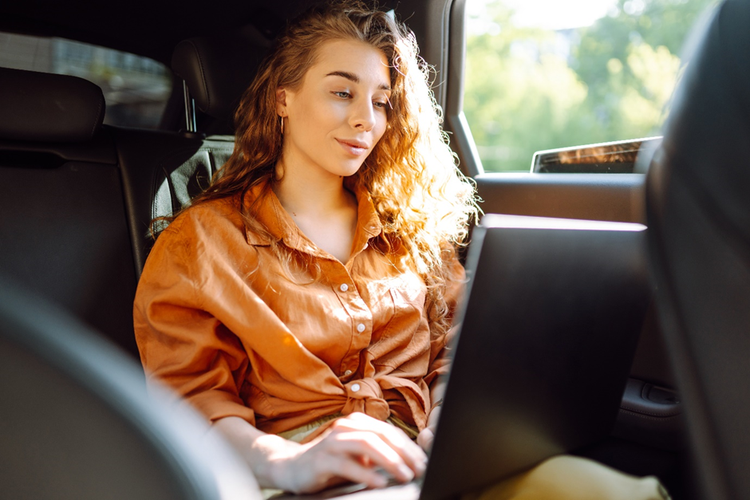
<box><xmin>243</xmin><ymin>179</ymin><xmax>383</xmax><ymax>256</ymax></box>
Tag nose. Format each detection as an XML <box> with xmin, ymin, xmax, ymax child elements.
<box><xmin>349</xmin><ymin>97</ymin><xmax>376</xmax><ymax>132</ymax></box>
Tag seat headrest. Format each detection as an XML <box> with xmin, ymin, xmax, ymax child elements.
<box><xmin>0</xmin><ymin>67</ymin><xmax>105</xmax><ymax>143</ymax></box>
<box><xmin>171</xmin><ymin>32</ymin><xmax>270</xmax><ymax>124</ymax></box>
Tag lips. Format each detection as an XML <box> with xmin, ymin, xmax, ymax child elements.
<box><xmin>337</xmin><ymin>138</ymin><xmax>369</xmax><ymax>155</ymax></box>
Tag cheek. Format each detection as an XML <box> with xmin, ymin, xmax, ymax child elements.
<box><xmin>292</xmin><ymin>106</ymin><xmax>333</xmax><ymax>145</ymax></box>
<box><xmin>306</xmin><ymin>101</ymin><xmax>346</xmax><ymax>133</ymax></box>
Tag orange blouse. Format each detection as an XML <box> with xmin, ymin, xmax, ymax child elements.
<box><xmin>133</xmin><ymin>181</ymin><xmax>462</xmax><ymax>436</ymax></box>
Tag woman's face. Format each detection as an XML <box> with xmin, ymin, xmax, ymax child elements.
<box><xmin>276</xmin><ymin>39</ymin><xmax>391</xmax><ymax>181</ymax></box>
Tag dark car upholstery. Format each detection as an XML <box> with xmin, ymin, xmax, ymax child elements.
<box><xmin>646</xmin><ymin>0</ymin><xmax>750</xmax><ymax>498</ymax></box>
<box><xmin>0</xmin><ymin>67</ymin><xmax>139</xmax><ymax>356</ymax></box>
<box><xmin>0</xmin><ymin>52</ymin><xmax>265</xmax><ymax>500</ymax></box>
<box><xmin>171</xmin><ymin>32</ymin><xmax>270</xmax><ymax>127</ymax></box>
<box><xmin>116</xmin><ymin>128</ymin><xmax>235</xmax><ymax>275</ymax></box>
<box><xmin>0</xmin><ymin>59</ymin><xmax>239</xmax><ymax>359</ymax></box>
<box><xmin>0</xmin><ymin>68</ymin><xmax>105</xmax><ymax>142</ymax></box>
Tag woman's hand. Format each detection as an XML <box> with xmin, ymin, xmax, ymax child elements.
<box><xmin>417</xmin><ymin>381</ymin><xmax>446</xmax><ymax>452</ymax></box>
<box><xmin>211</xmin><ymin>412</ymin><xmax>427</xmax><ymax>494</ymax></box>
<box><xmin>416</xmin><ymin>405</ymin><xmax>440</xmax><ymax>452</ymax></box>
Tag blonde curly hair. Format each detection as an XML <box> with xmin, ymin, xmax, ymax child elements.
<box><xmin>186</xmin><ymin>0</ymin><xmax>480</xmax><ymax>336</ymax></box>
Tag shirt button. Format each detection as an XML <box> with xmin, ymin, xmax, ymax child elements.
<box><xmin>344</xmin><ymin>369</ymin><xmax>352</xmax><ymax>376</ymax></box>
<box><xmin>356</xmin><ymin>323</ymin><xmax>366</xmax><ymax>333</ymax></box>
<box><xmin>339</xmin><ymin>283</ymin><xmax>349</xmax><ymax>292</ymax></box>
<box><xmin>351</xmin><ymin>383</ymin><xmax>361</xmax><ymax>392</ymax></box>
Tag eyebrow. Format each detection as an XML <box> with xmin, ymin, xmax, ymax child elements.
<box><xmin>326</xmin><ymin>70</ymin><xmax>391</xmax><ymax>91</ymax></box>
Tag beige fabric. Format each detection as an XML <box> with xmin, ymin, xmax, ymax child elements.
<box><xmin>278</xmin><ymin>414</ymin><xmax>419</xmax><ymax>444</ymax></box>
<box><xmin>463</xmin><ymin>455</ymin><xmax>671</xmax><ymax>500</ymax></box>
<box><xmin>277</xmin><ymin>414</ymin><xmax>342</xmax><ymax>443</ymax></box>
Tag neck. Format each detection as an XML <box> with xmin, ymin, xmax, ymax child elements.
<box><xmin>272</xmin><ymin>158</ymin><xmax>353</xmax><ymax>217</ymax></box>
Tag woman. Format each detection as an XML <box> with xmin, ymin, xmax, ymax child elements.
<box><xmin>134</xmin><ymin>2</ymin><xmax>668</xmax><ymax>498</ymax></box>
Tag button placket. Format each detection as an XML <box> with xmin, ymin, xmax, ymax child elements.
<box><xmin>331</xmin><ymin>274</ymin><xmax>369</xmax><ymax>338</ymax></box>
<box><xmin>328</xmin><ymin>264</ymin><xmax>370</xmax><ymax>381</ymax></box>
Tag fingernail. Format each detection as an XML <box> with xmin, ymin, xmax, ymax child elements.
<box><xmin>374</xmin><ymin>474</ymin><xmax>388</xmax><ymax>488</ymax></box>
<box><xmin>398</xmin><ymin>464</ymin><xmax>415</xmax><ymax>481</ymax></box>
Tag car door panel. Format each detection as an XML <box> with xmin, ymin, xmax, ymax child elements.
<box><xmin>475</xmin><ymin>173</ymin><xmax>645</xmax><ymax>224</ymax></box>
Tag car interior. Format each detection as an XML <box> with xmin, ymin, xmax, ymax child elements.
<box><xmin>0</xmin><ymin>276</ymin><xmax>262</xmax><ymax>499</ymax></box>
<box><xmin>0</xmin><ymin>0</ymin><xmax>744</xmax><ymax>498</ymax></box>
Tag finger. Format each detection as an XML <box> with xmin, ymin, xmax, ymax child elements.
<box><xmin>427</xmin><ymin>406</ymin><xmax>441</xmax><ymax>429</ymax></box>
<box><xmin>373</xmin><ymin>427</ymin><xmax>427</xmax><ymax>477</ymax></box>
<box><xmin>416</xmin><ymin>427</ymin><xmax>434</xmax><ymax>452</ymax></box>
<box><xmin>332</xmin><ymin>414</ymin><xmax>427</xmax><ymax>475</ymax></box>
<box><xmin>310</xmin><ymin>453</ymin><xmax>390</xmax><ymax>490</ymax></box>
<box><xmin>322</xmin><ymin>430</ymin><xmax>418</xmax><ymax>483</ymax></box>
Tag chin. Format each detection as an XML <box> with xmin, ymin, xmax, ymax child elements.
<box><xmin>331</xmin><ymin>163</ymin><xmax>365</xmax><ymax>178</ymax></box>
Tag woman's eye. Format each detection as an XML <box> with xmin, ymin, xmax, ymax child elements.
<box><xmin>333</xmin><ymin>91</ymin><xmax>351</xmax><ymax>99</ymax></box>
<box><xmin>373</xmin><ymin>101</ymin><xmax>388</xmax><ymax>109</ymax></box>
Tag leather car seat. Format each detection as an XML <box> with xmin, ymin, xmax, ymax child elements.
<box><xmin>645</xmin><ymin>0</ymin><xmax>750</xmax><ymax>499</ymax></box>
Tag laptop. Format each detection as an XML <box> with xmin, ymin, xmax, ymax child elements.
<box><xmin>273</xmin><ymin>214</ymin><xmax>649</xmax><ymax>499</ymax></box>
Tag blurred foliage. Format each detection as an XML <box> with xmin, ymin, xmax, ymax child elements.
<box><xmin>464</xmin><ymin>0</ymin><xmax>716</xmax><ymax>171</ymax></box>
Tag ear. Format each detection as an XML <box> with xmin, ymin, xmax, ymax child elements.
<box><xmin>276</xmin><ymin>87</ymin><xmax>288</xmax><ymax>117</ymax></box>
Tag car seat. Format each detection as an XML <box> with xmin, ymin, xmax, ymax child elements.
<box><xmin>0</xmin><ymin>276</ymin><xmax>261</xmax><ymax>499</ymax></box>
<box><xmin>0</xmin><ymin>67</ymin><xmax>139</xmax><ymax>355</ymax></box>
<box><xmin>645</xmin><ymin>0</ymin><xmax>750</xmax><ymax>499</ymax></box>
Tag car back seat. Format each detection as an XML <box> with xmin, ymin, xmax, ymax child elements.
<box><xmin>0</xmin><ymin>35</ymin><xmax>267</xmax><ymax>361</ymax></box>
<box><xmin>0</xmin><ymin>66</ymin><xmax>239</xmax><ymax>360</ymax></box>
<box><xmin>0</xmin><ymin>67</ymin><xmax>140</xmax><ymax>357</ymax></box>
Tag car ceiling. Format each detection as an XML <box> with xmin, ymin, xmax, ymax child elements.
<box><xmin>0</xmin><ymin>0</ymin><xmax>400</xmax><ymax>65</ymax></box>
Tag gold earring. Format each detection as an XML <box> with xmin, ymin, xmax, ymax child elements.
<box><xmin>280</xmin><ymin>116</ymin><xmax>284</xmax><ymax>135</ymax></box>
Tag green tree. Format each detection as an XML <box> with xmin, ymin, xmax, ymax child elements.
<box><xmin>464</xmin><ymin>0</ymin><xmax>716</xmax><ymax>172</ymax></box>
<box><xmin>465</xmin><ymin>4</ymin><xmax>592</xmax><ymax>171</ymax></box>
<box><xmin>573</xmin><ymin>0</ymin><xmax>715</xmax><ymax>141</ymax></box>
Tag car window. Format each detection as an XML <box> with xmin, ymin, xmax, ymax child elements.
<box><xmin>0</xmin><ymin>32</ymin><xmax>172</xmax><ymax>129</ymax></box>
<box><xmin>464</xmin><ymin>0</ymin><xmax>716</xmax><ymax>172</ymax></box>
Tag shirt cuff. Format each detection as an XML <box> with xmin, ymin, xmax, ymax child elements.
<box><xmin>188</xmin><ymin>389</ymin><xmax>257</xmax><ymax>426</ymax></box>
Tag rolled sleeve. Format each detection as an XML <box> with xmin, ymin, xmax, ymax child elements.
<box><xmin>188</xmin><ymin>389</ymin><xmax>257</xmax><ymax>424</ymax></box>
<box><xmin>134</xmin><ymin>211</ymin><xmax>256</xmax><ymax>426</ymax></box>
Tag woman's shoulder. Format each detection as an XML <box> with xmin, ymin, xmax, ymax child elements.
<box><xmin>161</xmin><ymin>196</ymin><xmax>245</xmax><ymax>239</ymax></box>
<box><xmin>149</xmin><ymin>196</ymin><xmax>252</xmax><ymax>263</ymax></box>
<box><xmin>144</xmin><ymin>195</ymin><xmax>260</xmax><ymax>280</ymax></box>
